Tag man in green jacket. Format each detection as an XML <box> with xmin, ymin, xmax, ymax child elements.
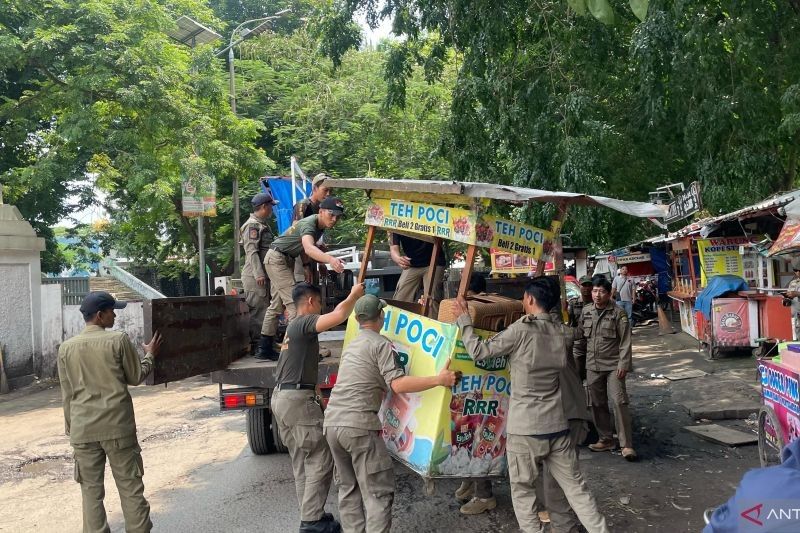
<box><xmin>58</xmin><ymin>292</ymin><xmax>162</xmax><ymax>533</ymax></box>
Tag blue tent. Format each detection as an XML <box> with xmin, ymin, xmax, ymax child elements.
<box><xmin>694</xmin><ymin>275</ymin><xmax>749</xmax><ymax>320</ymax></box>
<box><xmin>261</xmin><ymin>177</ymin><xmax>311</xmax><ymax>234</ymax></box>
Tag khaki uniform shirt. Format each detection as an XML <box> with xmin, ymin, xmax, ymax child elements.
<box><xmin>457</xmin><ymin>312</ymin><xmax>569</xmax><ymax>436</ymax></box>
<box><xmin>271</xmin><ymin>215</ymin><xmax>324</xmax><ymax>258</ymax></box>
<box><xmin>324</xmin><ymin>329</ymin><xmax>405</xmax><ymax>430</ymax></box>
<box><xmin>568</xmin><ymin>298</ymin><xmax>589</xmax><ymax>327</ymax></box>
<box><xmin>549</xmin><ymin>307</ymin><xmax>591</xmax><ymax>422</ymax></box>
<box><xmin>573</xmin><ymin>302</ymin><xmax>632</xmax><ymax>373</ymax></box>
<box><xmin>787</xmin><ymin>278</ymin><xmax>800</xmax><ymax>315</ymax></box>
<box><xmin>57</xmin><ymin>326</ymin><xmax>154</xmax><ymax>444</ymax></box>
<box><xmin>240</xmin><ymin>213</ymin><xmax>273</xmax><ymax>282</ymax></box>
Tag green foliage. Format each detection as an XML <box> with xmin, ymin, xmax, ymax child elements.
<box><xmin>1</xmin><ymin>0</ymin><xmax>270</xmax><ymax>274</ymax></box>
<box><xmin>318</xmin><ymin>0</ymin><xmax>800</xmax><ymax>251</ymax></box>
<box><xmin>234</xmin><ymin>29</ymin><xmax>454</xmax><ymax>242</ymax></box>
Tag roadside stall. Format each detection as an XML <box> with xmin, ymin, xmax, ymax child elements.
<box><xmin>666</xmin><ymin>191</ymin><xmax>800</xmax><ymax>353</ymax></box>
<box><xmin>325</xmin><ymin>178</ymin><xmax>665</xmax><ymax>491</ymax></box>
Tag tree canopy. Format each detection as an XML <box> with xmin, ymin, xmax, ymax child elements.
<box><xmin>321</xmin><ymin>0</ymin><xmax>800</xmax><ymax>248</ymax></box>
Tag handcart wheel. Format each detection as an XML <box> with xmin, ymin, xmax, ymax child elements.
<box><xmin>424</xmin><ymin>478</ymin><xmax>436</xmax><ymax>496</ymax></box>
<box><xmin>757</xmin><ymin>405</ymin><xmax>784</xmax><ymax>467</ymax></box>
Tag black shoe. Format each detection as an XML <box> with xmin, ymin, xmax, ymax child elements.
<box><xmin>254</xmin><ymin>335</ymin><xmax>278</xmax><ymax>361</ymax></box>
<box><xmin>320</xmin><ymin>513</ymin><xmax>334</xmax><ymax>522</ymax></box>
<box><xmin>299</xmin><ymin>518</ymin><xmax>341</xmax><ymax>533</ymax></box>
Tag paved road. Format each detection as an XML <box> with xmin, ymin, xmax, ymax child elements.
<box><xmin>0</xmin><ymin>324</ymin><xmax>760</xmax><ymax>532</ymax></box>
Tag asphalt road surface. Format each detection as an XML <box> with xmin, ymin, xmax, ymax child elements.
<box><xmin>0</xmin><ymin>325</ymin><xmax>760</xmax><ymax>532</ymax></box>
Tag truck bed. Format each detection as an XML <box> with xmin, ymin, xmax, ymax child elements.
<box><xmin>210</xmin><ymin>333</ymin><xmax>344</xmax><ymax>389</ymax></box>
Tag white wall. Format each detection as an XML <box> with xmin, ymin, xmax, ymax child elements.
<box><xmin>40</xmin><ymin>284</ymin><xmax>63</xmax><ymax>378</ymax></box>
<box><xmin>62</xmin><ymin>302</ymin><xmax>145</xmax><ymax>351</ymax></box>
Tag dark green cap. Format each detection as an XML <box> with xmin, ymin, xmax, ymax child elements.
<box><xmin>579</xmin><ymin>275</ymin><xmax>593</xmax><ymax>285</ymax></box>
<box><xmin>354</xmin><ymin>294</ymin><xmax>387</xmax><ymax>321</ymax></box>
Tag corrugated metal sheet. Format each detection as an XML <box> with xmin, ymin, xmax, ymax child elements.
<box><xmin>324</xmin><ymin>178</ymin><xmax>668</xmax><ymax>219</ymax></box>
<box><xmin>143</xmin><ymin>296</ymin><xmax>249</xmax><ymax>385</ymax></box>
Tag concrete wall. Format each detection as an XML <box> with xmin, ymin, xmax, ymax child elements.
<box><xmin>0</xmin><ymin>257</ymin><xmax>40</xmax><ymax>380</ymax></box>
<box><xmin>40</xmin><ymin>284</ymin><xmax>63</xmax><ymax>379</ymax></box>
<box><xmin>0</xmin><ymin>204</ymin><xmax>45</xmax><ymax>386</ymax></box>
<box><xmin>62</xmin><ymin>302</ymin><xmax>145</xmax><ymax>353</ymax></box>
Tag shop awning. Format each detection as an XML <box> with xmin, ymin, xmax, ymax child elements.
<box><xmin>324</xmin><ymin>178</ymin><xmax>668</xmax><ymax>219</ymax></box>
<box><xmin>767</xmin><ymin>218</ymin><xmax>800</xmax><ymax>256</ymax></box>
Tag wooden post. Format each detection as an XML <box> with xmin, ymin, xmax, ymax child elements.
<box><xmin>535</xmin><ymin>202</ymin><xmax>568</xmax><ymax>277</ymax></box>
<box><xmin>422</xmin><ymin>238</ymin><xmax>442</xmax><ymax>316</ymax></box>
<box><xmin>458</xmin><ymin>245</ymin><xmax>479</xmax><ymax>297</ymax></box>
<box><xmin>358</xmin><ymin>225</ymin><xmax>377</xmax><ymax>283</ymax></box>
<box><xmin>687</xmin><ymin>238</ymin><xmax>697</xmax><ymax>290</ymax></box>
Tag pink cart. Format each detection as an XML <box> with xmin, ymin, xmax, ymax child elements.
<box><xmin>756</xmin><ymin>359</ymin><xmax>800</xmax><ymax>466</ymax></box>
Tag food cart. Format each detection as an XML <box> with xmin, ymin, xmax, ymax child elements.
<box><xmin>325</xmin><ymin>178</ymin><xmax>665</xmax><ymax>492</ymax></box>
<box><xmin>757</xmin><ymin>354</ymin><xmax>800</xmax><ymax>466</ymax></box>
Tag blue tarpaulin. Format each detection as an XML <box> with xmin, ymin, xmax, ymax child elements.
<box><xmin>694</xmin><ymin>275</ymin><xmax>749</xmax><ymax>320</ymax></box>
<box><xmin>262</xmin><ymin>177</ymin><xmax>311</xmax><ymax>234</ymax></box>
<box><xmin>647</xmin><ymin>247</ymin><xmax>672</xmax><ymax>296</ymax></box>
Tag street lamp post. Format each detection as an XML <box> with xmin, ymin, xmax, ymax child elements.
<box><xmin>168</xmin><ymin>17</ymin><xmax>222</xmax><ymax>296</ymax></box>
<box><xmin>217</xmin><ymin>9</ymin><xmax>290</xmax><ymax>276</ymax></box>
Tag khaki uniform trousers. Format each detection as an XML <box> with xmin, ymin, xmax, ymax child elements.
<box><xmin>324</xmin><ymin>426</ymin><xmax>394</xmax><ymax>533</ymax></box>
<box><xmin>271</xmin><ymin>390</ymin><xmax>333</xmax><ymax>522</ymax></box>
<box><xmin>71</xmin><ymin>435</ymin><xmax>151</xmax><ymax>533</ymax></box>
<box><xmin>262</xmin><ymin>249</ymin><xmax>298</xmax><ymax>337</ymax></box>
<box><xmin>540</xmin><ymin>420</ymin><xmax>590</xmax><ymax>533</ymax></box>
<box><xmin>587</xmin><ymin>369</ymin><xmax>633</xmax><ymax>448</ymax></box>
<box><xmin>392</xmin><ymin>265</ymin><xmax>444</xmax><ymax>318</ymax></box>
<box><xmin>507</xmin><ymin>433</ymin><xmax>608</xmax><ymax>533</ymax></box>
<box><xmin>242</xmin><ymin>273</ymin><xmax>267</xmax><ymax>343</ymax></box>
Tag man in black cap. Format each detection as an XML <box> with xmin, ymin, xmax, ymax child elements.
<box><xmin>258</xmin><ymin>197</ymin><xmax>347</xmax><ymax>360</ymax></box>
<box><xmin>240</xmin><ymin>190</ymin><xmax>278</xmax><ymax>359</ymax></box>
<box><xmin>58</xmin><ymin>292</ymin><xmax>163</xmax><ymax>533</ymax></box>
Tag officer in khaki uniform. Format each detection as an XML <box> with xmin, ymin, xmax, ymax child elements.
<box><xmin>323</xmin><ymin>295</ymin><xmax>460</xmax><ymax>532</ymax></box>
<box><xmin>784</xmin><ymin>257</ymin><xmax>800</xmax><ymax>340</ymax></box>
<box><xmin>574</xmin><ymin>275</ymin><xmax>636</xmax><ymax>461</ymax></box>
<box><xmin>240</xmin><ymin>191</ymin><xmax>278</xmax><ymax>358</ymax></box>
<box><xmin>57</xmin><ymin>292</ymin><xmax>162</xmax><ymax>533</ymax></box>
<box><xmin>454</xmin><ymin>279</ymin><xmax>609</xmax><ymax>533</ymax></box>
<box><xmin>568</xmin><ymin>275</ymin><xmax>594</xmax><ymax>327</ymax></box>
<box><xmin>271</xmin><ymin>281</ymin><xmax>365</xmax><ymax>533</ymax></box>
<box><xmin>259</xmin><ymin>197</ymin><xmax>347</xmax><ymax>360</ymax></box>
<box><xmin>541</xmin><ymin>278</ymin><xmax>593</xmax><ymax>532</ymax></box>
<box><xmin>292</xmin><ymin>173</ymin><xmax>332</xmax><ymax>283</ymax></box>
<box><xmin>389</xmin><ymin>232</ymin><xmax>446</xmax><ymax>318</ymax></box>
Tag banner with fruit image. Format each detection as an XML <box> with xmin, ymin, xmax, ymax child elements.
<box><xmin>364</xmin><ymin>198</ymin><xmax>553</xmax><ymax>259</ymax></box>
<box><xmin>342</xmin><ymin>307</ymin><xmax>510</xmax><ymax>478</ymax></box>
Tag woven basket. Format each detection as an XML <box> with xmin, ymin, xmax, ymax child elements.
<box><xmin>438</xmin><ymin>294</ymin><xmax>523</xmax><ymax>332</ymax></box>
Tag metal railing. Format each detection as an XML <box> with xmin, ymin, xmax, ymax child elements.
<box><xmin>41</xmin><ymin>277</ymin><xmax>90</xmax><ymax>305</ymax></box>
<box><xmin>100</xmin><ymin>259</ymin><xmax>166</xmax><ymax>300</ymax></box>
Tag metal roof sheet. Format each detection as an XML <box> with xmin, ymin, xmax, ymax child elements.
<box><xmin>324</xmin><ymin>178</ymin><xmax>667</xmax><ymax>219</ymax></box>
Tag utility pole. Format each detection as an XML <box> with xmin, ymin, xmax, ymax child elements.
<box><xmin>219</xmin><ymin>9</ymin><xmax>290</xmax><ymax>276</ymax></box>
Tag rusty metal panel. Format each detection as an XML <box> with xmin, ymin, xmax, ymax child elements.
<box><xmin>143</xmin><ymin>296</ymin><xmax>249</xmax><ymax>385</ymax></box>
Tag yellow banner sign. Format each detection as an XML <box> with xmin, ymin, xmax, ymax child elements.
<box><xmin>342</xmin><ymin>306</ymin><xmax>510</xmax><ymax>478</ymax></box>
<box><xmin>365</xmin><ymin>199</ymin><xmax>552</xmax><ymax>259</ymax></box>
<box><xmin>696</xmin><ymin>237</ymin><xmax>752</xmax><ymax>286</ymax></box>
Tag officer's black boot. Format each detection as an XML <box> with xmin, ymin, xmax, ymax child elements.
<box><xmin>298</xmin><ymin>517</ymin><xmax>341</xmax><ymax>533</ymax></box>
<box><xmin>254</xmin><ymin>335</ymin><xmax>278</xmax><ymax>361</ymax></box>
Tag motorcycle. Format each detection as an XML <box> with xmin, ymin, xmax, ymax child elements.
<box><xmin>632</xmin><ymin>277</ymin><xmax>658</xmax><ymax>324</ymax></box>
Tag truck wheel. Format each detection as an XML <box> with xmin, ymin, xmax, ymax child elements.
<box><xmin>247</xmin><ymin>408</ymin><xmax>275</xmax><ymax>455</ymax></box>
<box><xmin>757</xmin><ymin>406</ymin><xmax>784</xmax><ymax>467</ymax></box>
<box><xmin>271</xmin><ymin>410</ymin><xmax>288</xmax><ymax>454</ymax></box>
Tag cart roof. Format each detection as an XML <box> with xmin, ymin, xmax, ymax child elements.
<box><xmin>324</xmin><ymin>178</ymin><xmax>667</xmax><ymax>219</ymax></box>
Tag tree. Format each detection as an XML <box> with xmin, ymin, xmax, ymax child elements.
<box><xmin>0</xmin><ymin>0</ymin><xmax>271</xmax><ymax>275</ymax></box>
<box><xmin>320</xmin><ymin>0</ymin><xmax>800</xmax><ymax>250</ymax></box>
<box><xmin>233</xmin><ymin>29</ymin><xmax>456</xmax><ymax>243</ymax></box>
